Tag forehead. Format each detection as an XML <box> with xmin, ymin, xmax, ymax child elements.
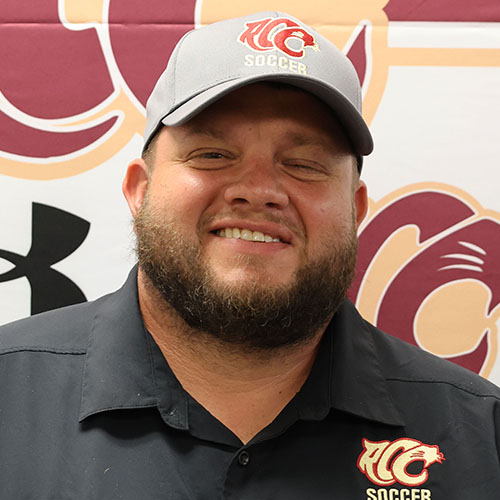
<box><xmin>161</xmin><ymin>83</ymin><xmax>353</xmax><ymax>152</ymax></box>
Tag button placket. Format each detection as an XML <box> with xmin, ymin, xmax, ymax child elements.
<box><xmin>238</xmin><ymin>450</ymin><xmax>250</xmax><ymax>466</ymax></box>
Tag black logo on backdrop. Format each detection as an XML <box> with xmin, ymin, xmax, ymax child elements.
<box><xmin>0</xmin><ymin>203</ymin><xmax>90</xmax><ymax>315</ymax></box>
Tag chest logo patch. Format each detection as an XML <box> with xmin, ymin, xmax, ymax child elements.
<box><xmin>357</xmin><ymin>438</ymin><xmax>445</xmax><ymax>487</ymax></box>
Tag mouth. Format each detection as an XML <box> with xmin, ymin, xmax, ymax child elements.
<box><xmin>213</xmin><ymin>227</ymin><xmax>284</xmax><ymax>243</ymax></box>
<box><xmin>208</xmin><ymin>219</ymin><xmax>295</xmax><ymax>247</ymax></box>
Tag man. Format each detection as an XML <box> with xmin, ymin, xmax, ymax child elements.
<box><xmin>0</xmin><ymin>11</ymin><xmax>499</xmax><ymax>500</ymax></box>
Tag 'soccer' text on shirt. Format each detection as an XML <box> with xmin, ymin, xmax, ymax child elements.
<box><xmin>366</xmin><ymin>488</ymin><xmax>432</xmax><ymax>500</ymax></box>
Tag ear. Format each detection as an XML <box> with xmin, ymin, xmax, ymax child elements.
<box><xmin>353</xmin><ymin>179</ymin><xmax>368</xmax><ymax>228</ymax></box>
<box><xmin>122</xmin><ymin>158</ymin><xmax>149</xmax><ymax>218</ymax></box>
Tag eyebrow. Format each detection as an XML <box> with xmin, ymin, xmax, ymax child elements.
<box><xmin>282</xmin><ymin>131</ymin><xmax>332</xmax><ymax>148</ymax></box>
<box><xmin>183</xmin><ymin>127</ymin><xmax>331</xmax><ymax>146</ymax></box>
<box><xmin>180</xmin><ymin>124</ymin><xmax>348</xmax><ymax>155</ymax></box>
<box><xmin>282</xmin><ymin>131</ymin><xmax>352</xmax><ymax>158</ymax></box>
<box><xmin>181</xmin><ymin>125</ymin><xmax>227</xmax><ymax>141</ymax></box>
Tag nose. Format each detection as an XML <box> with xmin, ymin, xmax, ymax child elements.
<box><xmin>223</xmin><ymin>158</ymin><xmax>289</xmax><ymax>211</ymax></box>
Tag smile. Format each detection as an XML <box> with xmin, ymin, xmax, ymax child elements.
<box><xmin>215</xmin><ymin>228</ymin><xmax>281</xmax><ymax>243</ymax></box>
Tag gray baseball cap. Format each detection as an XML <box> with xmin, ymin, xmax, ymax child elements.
<box><xmin>143</xmin><ymin>11</ymin><xmax>373</xmax><ymax>165</ymax></box>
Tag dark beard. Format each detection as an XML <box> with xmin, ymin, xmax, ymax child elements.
<box><xmin>135</xmin><ymin>198</ymin><xmax>358</xmax><ymax>352</ymax></box>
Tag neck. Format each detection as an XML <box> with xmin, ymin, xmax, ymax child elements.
<box><xmin>137</xmin><ymin>269</ymin><xmax>327</xmax><ymax>444</ymax></box>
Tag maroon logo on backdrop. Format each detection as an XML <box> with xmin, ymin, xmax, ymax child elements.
<box><xmin>1</xmin><ymin>0</ymin><xmax>114</xmax><ymax>158</ymax></box>
<box><xmin>0</xmin><ymin>0</ymin><xmax>196</xmax><ymax>162</ymax></box>
<box><xmin>350</xmin><ymin>187</ymin><xmax>500</xmax><ymax>376</ymax></box>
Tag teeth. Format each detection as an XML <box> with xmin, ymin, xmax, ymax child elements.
<box><xmin>252</xmin><ymin>231</ymin><xmax>265</xmax><ymax>242</ymax></box>
<box><xmin>216</xmin><ymin>228</ymin><xmax>280</xmax><ymax>242</ymax></box>
<box><xmin>241</xmin><ymin>229</ymin><xmax>253</xmax><ymax>241</ymax></box>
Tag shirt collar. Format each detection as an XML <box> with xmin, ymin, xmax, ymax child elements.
<box><xmin>79</xmin><ymin>267</ymin><xmax>193</xmax><ymax>430</ymax></box>
<box><xmin>79</xmin><ymin>267</ymin><xmax>159</xmax><ymax>421</ymax></box>
<box><xmin>329</xmin><ymin>300</ymin><xmax>405</xmax><ymax>425</ymax></box>
<box><xmin>79</xmin><ymin>268</ymin><xmax>404</xmax><ymax>428</ymax></box>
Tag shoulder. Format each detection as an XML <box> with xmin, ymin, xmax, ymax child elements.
<box><xmin>364</xmin><ymin>317</ymin><xmax>500</xmax><ymax>400</ymax></box>
<box><xmin>0</xmin><ymin>296</ymin><xmax>106</xmax><ymax>355</ymax></box>
<box><xmin>0</xmin><ymin>268</ymin><xmax>139</xmax><ymax>357</ymax></box>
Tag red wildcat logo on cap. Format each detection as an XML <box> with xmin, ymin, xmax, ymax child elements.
<box><xmin>239</xmin><ymin>17</ymin><xmax>319</xmax><ymax>58</ymax></box>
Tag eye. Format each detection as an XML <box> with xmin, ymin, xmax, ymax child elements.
<box><xmin>188</xmin><ymin>148</ymin><xmax>232</xmax><ymax>159</ymax></box>
<box><xmin>197</xmin><ymin>151</ymin><xmax>226</xmax><ymax>159</ymax></box>
<box><xmin>288</xmin><ymin>163</ymin><xmax>316</xmax><ymax>171</ymax></box>
<box><xmin>186</xmin><ymin>148</ymin><xmax>235</xmax><ymax>169</ymax></box>
<box><xmin>282</xmin><ymin>160</ymin><xmax>328</xmax><ymax>180</ymax></box>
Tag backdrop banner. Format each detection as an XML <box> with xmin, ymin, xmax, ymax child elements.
<box><xmin>1</xmin><ymin>0</ymin><xmax>500</xmax><ymax>383</ymax></box>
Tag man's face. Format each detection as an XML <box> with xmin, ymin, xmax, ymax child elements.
<box><xmin>128</xmin><ymin>83</ymin><xmax>367</xmax><ymax>349</ymax></box>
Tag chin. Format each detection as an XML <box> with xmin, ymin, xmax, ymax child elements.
<box><xmin>209</xmin><ymin>264</ymin><xmax>296</xmax><ymax>289</ymax></box>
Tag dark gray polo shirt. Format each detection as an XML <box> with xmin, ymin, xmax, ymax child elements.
<box><xmin>1</xmin><ymin>268</ymin><xmax>499</xmax><ymax>499</ymax></box>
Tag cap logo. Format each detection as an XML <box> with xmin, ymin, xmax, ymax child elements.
<box><xmin>238</xmin><ymin>17</ymin><xmax>319</xmax><ymax>59</ymax></box>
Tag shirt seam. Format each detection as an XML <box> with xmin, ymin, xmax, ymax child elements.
<box><xmin>494</xmin><ymin>403</ymin><xmax>500</xmax><ymax>467</ymax></box>
<box><xmin>80</xmin><ymin>402</ymin><xmax>158</xmax><ymax>420</ymax></box>
<box><xmin>387</xmin><ymin>376</ymin><xmax>500</xmax><ymax>400</ymax></box>
<box><xmin>0</xmin><ymin>346</ymin><xmax>86</xmax><ymax>355</ymax></box>
<box><xmin>79</xmin><ymin>308</ymin><xmax>99</xmax><ymax>421</ymax></box>
<box><xmin>145</xmin><ymin>328</ymin><xmax>162</xmax><ymax>408</ymax></box>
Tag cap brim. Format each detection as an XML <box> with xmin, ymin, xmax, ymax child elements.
<box><xmin>160</xmin><ymin>74</ymin><xmax>373</xmax><ymax>156</ymax></box>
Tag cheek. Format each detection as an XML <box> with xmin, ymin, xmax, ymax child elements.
<box><xmin>300</xmin><ymin>186</ymin><xmax>353</xmax><ymax>225</ymax></box>
<box><xmin>150</xmin><ymin>171</ymin><xmax>220</xmax><ymax>218</ymax></box>
<box><xmin>301</xmin><ymin>195</ymin><xmax>355</xmax><ymax>251</ymax></box>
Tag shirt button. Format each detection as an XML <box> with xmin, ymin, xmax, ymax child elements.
<box><xmin>238</xmin><ymin>450</ymin><xmax>250</xmax><ymax>466</ymax></box>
